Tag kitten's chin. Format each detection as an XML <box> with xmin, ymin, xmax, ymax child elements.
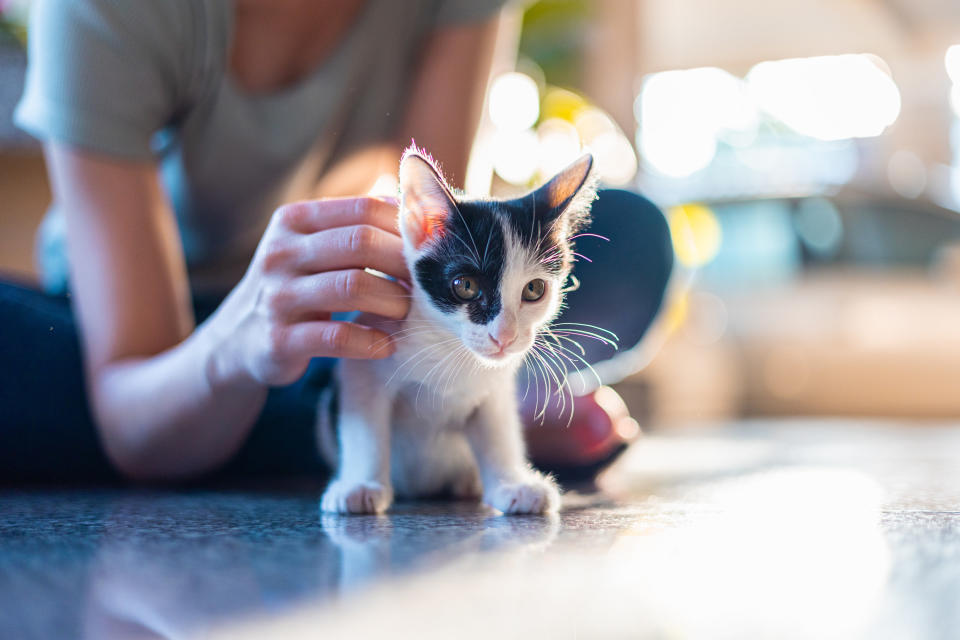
<box><xmin>471</xmin><ymin>348</ymin><xmax>524</xmax><ymax>368</ymax></box>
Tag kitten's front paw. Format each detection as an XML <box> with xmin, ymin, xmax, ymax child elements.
<box><xmin>321</xmin><ymin>480</ymin><xmax>394</xmax><ymax>514</ymax></box>
<box><xmin>486</xmin><ymin>474</ymin><xmax>561</xmax><ymax>515</ymax></box>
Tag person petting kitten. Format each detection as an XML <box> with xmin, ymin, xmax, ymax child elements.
<box><xmin>320</xmin><ymin>148</ymin><xmax>596</xmax><ymax>514</ymax></box>
<box><xmin>3</xmin><ymin>1</ymin><xmax>673</xmax><ymax>484</ymax></box>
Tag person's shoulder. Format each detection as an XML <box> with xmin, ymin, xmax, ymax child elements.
<box><xmin>30</xmin><ymin>0</ymin><xmax>211</xmax><ymax>59</ymax></box>
<box><xmin>17</xmin><ymin>0</ymin><xmax>221</xmax><ymax>158</ymax></box>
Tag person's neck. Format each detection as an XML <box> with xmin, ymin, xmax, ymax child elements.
<box><xmin>230</xmin><ymin>0</ymin><xmax>368</xmax><ymax>94</ymax></box>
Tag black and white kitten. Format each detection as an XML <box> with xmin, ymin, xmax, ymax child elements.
<box><xmin>319</xmin><ymin>146</ymin><xmax>597</xmax><ymax>515</ymax></box>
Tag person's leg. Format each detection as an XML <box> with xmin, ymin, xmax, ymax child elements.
<box><xmin>0</xmin><ymin>282</ymin><xmax>334</xmax><ymax>484</ymax></box>
<box><xmin>0</xmin><ymin>278</ymin><xmax>117</xmax><ymax>483</ymax></box>
<box><xmin>555</xmin><ymin>188</ymin><xmax>674</xmax><ymax>370</ymax></box>
<box><xmin>523</xmin><ymin>189</ymin><xmax>674</xmax><ymax>479</ymax></box>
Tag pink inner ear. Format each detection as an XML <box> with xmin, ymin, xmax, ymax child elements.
<box><xmin>403</xmin><ymin>194</ymin><xmax>447</xmax><ymax>249</ymax></box>
<box><xmin>540</xmin><ymin>154</ymin><xmax>593</xmax><ymax>211</ymax></box>
<box><xmin>400</xmin><ymin>151</ymin><xmax>457</xmax><ymax>249</ymax></box>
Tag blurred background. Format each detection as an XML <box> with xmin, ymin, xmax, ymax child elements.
<box><xmin>3</xmin><ymin>0</ymin><xmax>960</xmax><ymax>427</ymax></box>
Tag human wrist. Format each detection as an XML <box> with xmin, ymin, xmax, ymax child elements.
<box><xmin>197</xmin><ymin>308</ymin><xmax>264</xmax><ymax>396</ymax></box>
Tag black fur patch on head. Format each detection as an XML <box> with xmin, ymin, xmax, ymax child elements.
<box><xmin>414</xmin><ymin>199</ymin><xmax>507</xmax><ymax>325</ymax></box>
<box><xmin>413</xmin><ymin>195</ymin><xmax>579</xmax><ymax>324</ymax></box>
<box><xmin>407</xmin><ymin>151</ymin><xmax>593</xmax><ymax>326</ymax></box>
<box><xmin>495</xmin><ymin>194</ymin><xmax>571</xmax><ymax>277</ymax></box>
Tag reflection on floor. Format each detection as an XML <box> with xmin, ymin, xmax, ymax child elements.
<box><xmin>3</xmin><ymin>419</ymin><xmax>960</xmax><ymax>639</ymax></box>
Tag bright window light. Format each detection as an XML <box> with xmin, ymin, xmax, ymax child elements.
<box><xmin>636</xmin><ymin>67</ymin><xmax>753</xmax><ymax>178</ymax></box>
<box><xmin>746</xmin><ymin>54</ymin><xmax>901</xmax><ymax>141</ymax></box>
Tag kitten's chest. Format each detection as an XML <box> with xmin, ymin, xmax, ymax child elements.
<box><xmin>379</xmin><ymin>328</ymin><xmax>503</xmax><ymax>424</ymax></box>
<box><xmin>386</xmin><ymin>329</ymin><xmax>475</xmax><ymax>389</ymax></box>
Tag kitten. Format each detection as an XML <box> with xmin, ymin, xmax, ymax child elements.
<box><xmin>318</xmin><ymin>145</ymin><xmax>597</xmax><ymax>515</ymax></box>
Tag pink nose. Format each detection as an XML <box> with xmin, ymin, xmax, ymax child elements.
<box><xmin>489</xmin><ymin>333</ymin><xmax>516</xmax><ymax>351</ymax></box>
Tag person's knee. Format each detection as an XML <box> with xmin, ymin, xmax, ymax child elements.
<box><xmin>592</xmin><ymin>188</ymin><xmax>674</xmax><ymax>276</ymax></box>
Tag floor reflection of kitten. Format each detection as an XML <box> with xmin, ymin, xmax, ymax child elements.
<box><xmin>320</xmin><ymin>505</ymin><xmax>560</xmax><ymax>593</ymax></box>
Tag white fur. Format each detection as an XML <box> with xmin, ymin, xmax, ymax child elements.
<box><xmin>319</xmin><ymin>152</ymin><xmax>594</xmax><ymax>515</ymax></box>
<box><xmin>320</xmin><ymin>223</ymin><xmax>562</xmax><ymax>515</ymax></box>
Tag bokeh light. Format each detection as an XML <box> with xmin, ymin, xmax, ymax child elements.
<box><xmin>536</xmin><ymin>118</ymin><xmax>582</xmax><ymax>178</ymax></box>
<box><xmin>887</xmin><ymin>150</ymin><xmax>927</xmax><ymax>199</ymax></box>
<box><xmin>487</xmin><ymin>74</ymin><xmax>637</xmax><ymax>187</ymax></box>
<box><xmin>946</xmin><ymin>45</ymin><xmax>960</xmax><ymax>85</ymax></box>
<box><xmin>491</xmin><ymin>128</ymin><xmax>539</xmax><ymax>185</ymax></box>
<box><xmin>541</xmin><ymin>87</ymin><xmax>587</xmax><ymax>122</ymax></box>
<box><xmin>573</xmin><ymin>107</ymin><xmax>616</xmax><ymax>142</ymax></box>
<box><xmin>488</xmin><ymin>72</ymin><xmax>540</xmax><ymax>133</ymax></box>
<box><xmin>667</xmin><ymin>203</ymin><xmax>722</xmax><ymax>267</ymax></box>
<box><xmin>588</xmin><ymin>131</ymin><xmax>638</xmax><ymax>186</ymax></box>
<box><xmin>793</xmin><ymin>197</ymin><xmax>843</xmax><ymax>256</ymax></box>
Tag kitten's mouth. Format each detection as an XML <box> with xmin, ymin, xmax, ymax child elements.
<box><xmin>474</xmin><ymin>346</ymin><xmax>517</xmax><ymax>364</ymax></box>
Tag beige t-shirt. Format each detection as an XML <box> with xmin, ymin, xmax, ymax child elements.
<box><xmin>15</xmin><ymin>0</ymin><xmax>506</xmax><ymax>293</ymax></box>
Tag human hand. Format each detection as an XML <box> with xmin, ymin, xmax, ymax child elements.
<box><xmin>210</xmin><ymin>197</ymin><xmax>409</xmax><ymax>387</ymax></box>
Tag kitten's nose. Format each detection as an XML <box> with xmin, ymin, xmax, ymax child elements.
<box><xmin>488</xmin><ymin>333</ymin><xmax>516</xmax><ymax>351</ymax></box>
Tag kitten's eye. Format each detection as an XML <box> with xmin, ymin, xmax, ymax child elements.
<box><xmin>452</xmin><ymin>275</ymin><xmax>481</xmax><ymax>301</ymax></box>
<box><xmin>522</xmin><ymin>278</ymin><xmax>546</xmax><ymax>302</ymax></box>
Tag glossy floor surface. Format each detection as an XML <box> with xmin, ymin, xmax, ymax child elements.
<box><xmin>3</xmin><ymin>420</ymin><xmax>960</xmax><ymax>639</ymax></box>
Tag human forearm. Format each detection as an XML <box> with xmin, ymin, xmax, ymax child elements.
<box><xmin>92</xmin><ymin>313</ymin><xmax>268</xmax><ymax>481</ymax></box>
<box><xmin>47</xmin><ymin>148</ymin><xmax>410</xmax><ymax>482</ymax></box>
<box><xmin>89</xmin><ymin>197</ymin><xmax>412</xmax><ymax>481</ymax></box>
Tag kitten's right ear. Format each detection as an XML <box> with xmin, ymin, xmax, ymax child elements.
<box><xmin>399</xmin><ymin>149</ymin><xmax>458</xmax><ymax>250</ymax></box>
<box><xmin>532</xmin><ymin>153</ymin><xmax>595</xmax><ymax>223</ymax></box>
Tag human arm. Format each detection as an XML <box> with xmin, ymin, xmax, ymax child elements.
<box><xmin>21</xmin><ymin>0</ymin><xmax>499</xmax><ymax>481</ymax></box>
<box><xmin>47</xmin><ymin>145</ymin><xmax>410</xmax><ymax>481</ymax></box>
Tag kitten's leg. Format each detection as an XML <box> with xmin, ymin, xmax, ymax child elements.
<box><xmin>445</xmin><ymin>435</ymin><xmax>482</xmax><ymax>499</ymax></box>
<box><xmin>321</xmin><ymin>359</ymin><xmax>394</xmax><ymax>514</ymax></box>
<box><xmin>465</xmin><ymin>386</ymin><xmax>560</xmax><ymax>514</ymax></box>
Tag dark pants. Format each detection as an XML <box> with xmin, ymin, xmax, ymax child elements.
<box><xmin>0</xmin><ymin>190</ymin><xmax>673</xmax><ymax>483</ymax></box>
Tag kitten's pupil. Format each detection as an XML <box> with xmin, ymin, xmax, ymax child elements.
<box><xmin>522</xmin><ymin>278</ymin><xmax>546</xmax><ymax>302</ymax></box>
<box><xmin>452</xmin><ymin>275</ymin><xmax>481</xmax><ymax>301</ymax></box>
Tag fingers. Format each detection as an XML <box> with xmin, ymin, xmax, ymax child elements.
<box><xmin>277</xmin><ymin>320</ymin><xmax>395</xmax><ymax>360</ymax></box>
<box><xmin>293</xmin><ymin>225</ymin><xmax>410</xmax><ymax>282</ymax></box>
<box><xmin>269</xmin><ymin>269</ymin><xmax>410</xmax><ymax>320</ymax></box>
<box><xmin>277</xmin><ymin>197</ymin><xmax>400</xmax><ymax>236</ymax></box>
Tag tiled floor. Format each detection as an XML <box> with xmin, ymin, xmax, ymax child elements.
<box><xmin>3</xmin><ymin>420</ymin><xmax>960</xmax><ymax>639</ymax></box>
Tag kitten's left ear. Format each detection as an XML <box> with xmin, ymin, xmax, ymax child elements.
<box><xmin>399</xmin><ymin>149</ymin><xmax>459</xmax><ymax>250</ymax></box>
<box><xmin>532</xmin><ymin>153</ymin><xmax>596</xmax><ymax>227</ymax></box>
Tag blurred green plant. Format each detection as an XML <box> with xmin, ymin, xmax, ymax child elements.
<box><xmin>519</xmin><ymin>0</ymin><xmax>592</xmax><ymax>89</ymax></box>
<box><xmin>0</xmin><ymin>0</ymin><xmax>29</xmax><ymax>47</ymax></box>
